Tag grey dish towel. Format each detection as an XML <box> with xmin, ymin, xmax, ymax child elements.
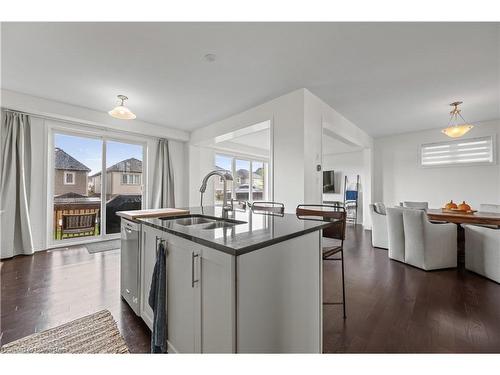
<box><xmin>149</xmin><ymin>241</ymin><xmax>167</xmax><ymax>353</ymax></box>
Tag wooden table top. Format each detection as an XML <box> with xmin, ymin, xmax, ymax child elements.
<box><xmin>426</xmin><ymin>209</ymin><xmax>500</xmax><ymax>226</ymax></box>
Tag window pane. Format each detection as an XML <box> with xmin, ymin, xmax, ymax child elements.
<box><xmin>252</xmin><ymin>161</ymin><xmax>265</xmax><ymax>201</ymax></box>
<box><xmin>105</xmin><ymin>141</ymin><xmax>143</xmax><ymax>234</ymax></box>
<box><xmin>234</xmin><ymin>159</ymin><xmax>251</xmax><ymax>202</ymax></box>
<box><xmin>64</xmin><ymin>172</ymin><xmax>74</xmax><ymax>184</ymax></box>
<box><xmin>214</xmin><ymin>154</ymin><xmax>233</xmax><ymax>205</ymax></box>
<box><xmin>53</xmin><ymin>134</ymin><xmax>102</xmax><ymax>241</ymax></box>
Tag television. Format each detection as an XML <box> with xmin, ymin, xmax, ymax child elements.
<box><xmin>323</xmin><ymin>170</ymin><xmax>335</xmax><ymax>193</ymax></box>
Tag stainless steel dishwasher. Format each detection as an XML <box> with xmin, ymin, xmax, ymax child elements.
<box><xmin>120</xmin><ymin>219</ymin><xmax>141</xmax><ymax>315</ymax></box>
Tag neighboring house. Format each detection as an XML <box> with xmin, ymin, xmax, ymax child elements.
<box><xmin>89</xmin><ymin>157</ymin><xmax>142</xmax><ymax>196</ymax></box>
<box><xmin>214</xmin><ymin>165</ymin><xmax>264</xmax><ymax>201</ymax></box>
<box><xmin>54</xmin><ymin>148</ymin><xmax>91</xmax><ymax>196</ymax></box>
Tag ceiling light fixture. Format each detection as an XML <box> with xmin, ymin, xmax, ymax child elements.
<box><xmin>108</xmin><ymin>95</ymin><xmax>136</xmax><ymax>120</ymax></box>
<box><xmin>441</xmin><ymin>101</ymin><xmax>474</xmax><ymax>138</ymax></box>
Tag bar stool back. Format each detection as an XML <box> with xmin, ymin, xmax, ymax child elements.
<box><xmin>250</xmin><ymin>201</ymin><xmax>285</xmax><ymax>215</ymax></box>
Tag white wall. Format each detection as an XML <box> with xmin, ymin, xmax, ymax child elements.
<box><xmin>1</xmin><ymin>90</ymin><xmax>189</xmax><ymax>252</ymax></box>
<box><xmin>322</xmin><ymin>150</ymin><xmax>365</xmax><ymax>224</ymax></box>
<box><xmin>373</xmin><ymin>119</ymin><xmax>500</xmax><ymax>210</ymax></box>
<box><xmin>303</xmin><ymin>91</ymin><xmax>324</xmax><ymax>205</ymax></box>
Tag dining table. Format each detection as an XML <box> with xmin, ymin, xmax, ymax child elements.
<box><xmin>426</xmin><ymin>209</ymin><xmax>500</xmax><ymax>267</ymax></box>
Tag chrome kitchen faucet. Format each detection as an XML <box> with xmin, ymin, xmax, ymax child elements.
<box><xmin>199</xmin><ymin>170</ymin><xmax>234</xmax><ymax>218</ymax></box>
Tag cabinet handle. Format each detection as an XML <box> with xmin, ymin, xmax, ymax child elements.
<box><xmin>191</xmin><ymin>252</ymin><xmax>199</xmax><ymax>288</ymax></box>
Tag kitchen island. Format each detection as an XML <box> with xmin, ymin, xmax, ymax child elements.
<box><xmin>118</xmin><ymin>206</ymin><xmax>334</xmax><ymax>353</ymax></box>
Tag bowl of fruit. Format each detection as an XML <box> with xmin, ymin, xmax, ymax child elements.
<box><xmin>442</xmin><ymin>200</ymin><xmax>476</xmax><ymax>214</ymax></box>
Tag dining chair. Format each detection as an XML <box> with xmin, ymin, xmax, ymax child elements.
<box><xmin>480</xmin><ymin>204</ymin><xmax>500</xmax><ymax>213</ymax></box>
<box><xmin>296</xmin><ymin>204</ymin><xmax>347</xmax><ymax>318</ymax></box>
<box><xmin>369</xmin><ymin>203</ymin><xmax>388</xmax><ymax>249</ymax></box>
<box><xmin>386</xmin><ymin>207</ymin><xmax>406</xmax><ymax>262</ymax></box>
<box><xmin>402</xmin><ymin>209</ymin><xmax>457</xmax><ymax>270</ymax></box>
<box><xmin>402</xmin><ymin>201</ymin><xmax>429</xmax><ymax>210</ymax></box>
<box><xmin>464</xmin><ymin>224</ymin><xmax>500</xmax><ymax>283</ymax></box>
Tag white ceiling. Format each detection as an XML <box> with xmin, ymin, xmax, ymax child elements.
<box><xmin>1</xmin><ymin>22</ymin><xmax>499</xmax><ymax>137</ymax></box>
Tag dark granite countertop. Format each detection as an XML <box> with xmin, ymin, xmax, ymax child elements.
<box><xmin>137</xmin><ymin>206</ymin><xmax>335</xmax><ymax>256</ymax></box>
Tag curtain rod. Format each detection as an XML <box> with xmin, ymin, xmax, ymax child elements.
<box><xmin>1</xmin><ymin>107</ymin><xmax>164</xmax><ymax>142</ymax></box>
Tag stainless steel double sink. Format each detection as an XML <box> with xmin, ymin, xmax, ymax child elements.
<box><xmin>159</xmin><ymin>214</ymin><xmax>246</xmax><ymax>230</ymax></box>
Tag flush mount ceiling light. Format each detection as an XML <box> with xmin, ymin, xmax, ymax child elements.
<box><xmin>441</xmin><ymin>101</ymin><xmax>474</xmax><ymax>138</ymax></box>
<box><xmin>108</xmin><ymin>95</ymin><xmax>136</xmax><ymax>120</ymax></box>
<box><xmin>204</xmin><ymin>53</ymin><xmax>216</xmax><ymax>62</ymax></box>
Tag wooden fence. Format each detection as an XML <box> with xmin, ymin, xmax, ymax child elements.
<box><xmin>53</xmin><ymin>202</ymin><xmax>100</xmax><ymax>240</ymax></box>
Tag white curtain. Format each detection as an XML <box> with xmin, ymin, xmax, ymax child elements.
<box><xmin>151</xmin><ymin>138</ymin><xmax>175</xmax><ymax>208</ymax></box>
<box><xmin>1</xmin><ymin>111</ymin><xmax>34</xmax><ymax>258</ymax></box>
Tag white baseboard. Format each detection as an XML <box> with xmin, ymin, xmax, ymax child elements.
<box><xmin>167</xmin><ymin>340</ymin><xmax>178</xmax><ymax>353</ymax></box>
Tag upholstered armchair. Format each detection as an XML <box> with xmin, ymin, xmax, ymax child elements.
<box><xmin>386</xmin><ymin>207</ymin><xmax>405</xmax><ymax>262</ymax></box>
<box><xmin>369</xmin><ymin>203</ymin><xmax>388</xmax><ymax>249</ymax></box>
<box><xmin>464</xmin><ymin>224</ymin><xmax>500</xmax><ymax>283</ymax></box>
<box><xmin>402</xmin><ymin>209</ymin><xmax>457</xmax><ymax>270</ymax></box>
<box><xmin>480</xmin><ymin>204</ymin><xmax>500</xmax><ymax>213</ymax></box>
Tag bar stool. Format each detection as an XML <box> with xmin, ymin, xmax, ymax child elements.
<box><xmin>296</xmin><ymin>204</ymin><xmax>347</xmax><ymax>318</ymax></box>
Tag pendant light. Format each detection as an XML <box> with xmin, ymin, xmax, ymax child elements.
<box><xmin>441</xmin><ymin>101</ymin><xmax>473</xmax><ymax>138</ymax></box>
<box><xmin>108</xmin><ymin>95</ymin><xmax>136</xmax><ymax>120</ymax></box>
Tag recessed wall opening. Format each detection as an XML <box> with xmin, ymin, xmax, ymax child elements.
<box><xmin>189</xmin><ymin>120</ymin><xmax>272</xmax><ymax>207</ymax></box>
<box><xmin>212</xmin><ymin>121</ymin><xmax>271</xmax><ymax>204</ymax></box>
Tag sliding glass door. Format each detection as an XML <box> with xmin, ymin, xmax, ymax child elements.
<box><xmin>51</xmin><ymin>130</ymin><xmax>145</xmax><ymax>244</ymax></box>
<box><xmin>53</xmin><ymin>133</ymin><xmax>103</xmax><ymax>241</ymax></box>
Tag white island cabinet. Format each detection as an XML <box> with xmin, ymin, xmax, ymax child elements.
<box><xmin>141</xmin><ymin>224</ymin><xmax>234</xmax><ymax>353</ymax></box>
<box><xmin>139</xmin><ymin>223</ymin><xmax>322</xmax><ymax>353</ymax></box>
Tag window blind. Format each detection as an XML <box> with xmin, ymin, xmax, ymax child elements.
<box><xmin>420</xmin><ymin>136</ymin><xmax>494</xmax><ymax>167</ymax></box>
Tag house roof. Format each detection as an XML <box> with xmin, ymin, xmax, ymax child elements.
<box><xmin>54</xmin><ymin>148</ymin><xmax>91</xmax><ymax>172</ymax></box>
<box><xmin>214</xmin><ymin>166</ymin><xmax>261</xmax><ymax>180</ymax></box>
<box><xmin>90</xmin><ymin>158</ymin><xmax>142</xmax><ymax>177</ymax></box>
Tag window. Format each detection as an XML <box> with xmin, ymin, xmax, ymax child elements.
<box><xmin>214</xmin><ymin>154</ymin><xmax>269</xmax><ymax>205</ymax></box>
<box><xmin>122</xmin><ymin>173</ymin><xmax>140</xmax><ymax>185</ymax></box>
<box><xmin>64</xmin><ymin>171</ymin><xmax>75</xmax><ymax>185</ymax></box>
<box><xmin>420</xmin><ymin>136</ymin><xmax>494</xmax><ymax>167</ymax></box>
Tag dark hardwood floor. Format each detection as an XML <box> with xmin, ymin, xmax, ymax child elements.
<box><xmin>2</xmin><ymin>225</ymin><xmax>500</xmax><ymax>353</ymax></box>
<box><xmin>323</xmin><ymin>225</ymin><xmax>500</xmax><ymax>353</ymax></box>
<box><xmin>0</xmin><ymin>247</ymin><xmax>150</xmax><ymax>353</ymax></box>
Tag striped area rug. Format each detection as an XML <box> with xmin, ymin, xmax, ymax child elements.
<box><xmin>0</xmin><ymin>310</ymin><xmax>129</xmax><ymax>354</ymax></box>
